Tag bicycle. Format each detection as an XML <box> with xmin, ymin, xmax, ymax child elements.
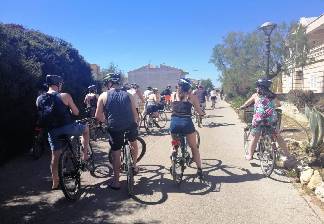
<box><xmin>108</xmin><ymin>135</ymin><xmax>146</xmax><ymax>165</ymax></box>
<box><xmin>58</xmin><ymin>123</ymin><xmax>95</xmax><ymax>201</ymax></box>
<box><xmin>243</xmin><ymin>109</ymin><xmax>282</xmax><ymax>177</ymax></box>
<box><xmin>108</xmin><ymin>131</ymin><xmax>142</xmax><ymax>195</ymax></box>
<box><xmin>170</xmin><ymin>130</ymin><xmax>200</xmax><ymax>185</ymax></box>
<box><xmin>30</xmin><ymin>126</ymin><xmax>49</xmax><ymax>160</ymax></box>
<box><xmin>142</xmin><ymin>110</ymin><xmax>167</xmax><ymax>132</ymax></box>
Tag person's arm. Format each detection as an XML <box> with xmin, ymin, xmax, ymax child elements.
<box><xmin>95</xmin><ymin>93</ymin><xmax>106</xmax><ymax>123</ymax></box>
<box><xmin>83</xmin><ymin>95</ymin><xmax>88</xmax><ymax>105</ymax></box>
<box><xmin>129</xmin><ymin>93</ymin><xmax>139</xmax><ymax>124</ymax></box>
<box><xmin>275</xmin><ymin>97</ymin><xmax>281</xmax><ymax>107</ymax></box>
<box><xmin>137</xmin><ymin>90</ymin><xmax>145</xmax><ymax>103</ymax></box>
<box><xmin>190</xmin><ymin>94</ymin><xmax>205</xmax><ymax>116</ymax></box>
<box><xmin>61</xmin><ymin>93</ymin><xmax>79</xmax><ymax>116</ymax></box>
<box><xmin>239</xmin><ymin>93</ymin><xmax>256</xmax><ymax>110</ymax></box>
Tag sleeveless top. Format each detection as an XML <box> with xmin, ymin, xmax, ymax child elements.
<box><xmin>252</xmin><ymin>95</ymin><xmax>277</xmax><ymax>128</ymax></box>
<box><xmin>171</xmin><ymin>94</ymin><xmax>192</xmax><ymax>117</ymax></box>
<box><xmin>52</xmin><ymin>92</ymin><xmax>73</xmax><ymax>127</ymax></box>
<box><xmin>104</xmin><ymin>89</ymin><xmax>134</xmax><ymax>131</ymax></box>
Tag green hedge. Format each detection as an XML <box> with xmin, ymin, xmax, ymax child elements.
<box><xmin>0</xmin><ymin>23</ymin><xmax>93</xmax><ymax>163</ymax></box>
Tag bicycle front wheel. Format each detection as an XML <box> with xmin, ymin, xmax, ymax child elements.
<box><xmin>58</xmin><ymin>149</ymin><xmax>81</xmax><ymax>201</ymax></box>
<box><xmin>258</xmin><ymin>136</ymin><xmax>276</xmax><ymax>177</ymax></box>
<box><xmin>243</xmin><ymin>126</ymin><xmax>251</xmax><ymax>157</ymax></box>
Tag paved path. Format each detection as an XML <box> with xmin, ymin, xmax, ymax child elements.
<box><xmin>0</xmin><ymin>101</ymin><xmax>323</xmax><ymax>224</ymax></box>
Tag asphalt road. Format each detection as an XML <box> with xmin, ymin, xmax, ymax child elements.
<box><xmin>0</xmin><ymin>100</ymin><xmax>323</xmax><ymax>224</ymax></box>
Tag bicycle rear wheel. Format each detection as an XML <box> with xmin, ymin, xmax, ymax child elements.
<box><xmin>171</xmin><ymin>151</ymin><xmax>184</xmax><ymax>185</ymax></box>
<box><xmin>258</xmin><ymin>136</ymin><xmax>276</xmax><ymax>177</ymax></box>
<box><xmin>58</xmin><ymin>149</ymin><xmax>81</xmax><ymax>201</ymax></box>
<box><xmin>125</xmin><ymin>145</ymin><xmax>134</xmax><ymax>195</ymax></box>
<box><xmin>108</xmin><ymin>136</ymin><xmax>146</xmax><ymax>164</ymax></box>
<box><xmin>157</xmin><ymin>111</ymin><xmax>167</xmax><ymax>128</ymax></box>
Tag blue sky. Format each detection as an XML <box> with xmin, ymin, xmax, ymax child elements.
<box><xmin>1</xmin><ymin>0</ymin><xmax>324</xmax><ymax>87</ymax></box>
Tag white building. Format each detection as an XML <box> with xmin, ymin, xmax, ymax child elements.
<box><xmin>282</xmin><ymin>14</ymin><xmax>324</xmax><ymax>93</ymax></box>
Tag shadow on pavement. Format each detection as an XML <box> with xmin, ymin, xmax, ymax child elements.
<box><xmin>204</xmin><ymin>122</ymin><xmax>235</xmax><ymax>128</ymax></box>
<box><xmin>140</xmin><ymin>128</ymin><xmax>170</xmax><ymax>137</ymax></box>
<box><xmin>0</xmin><ymin>145</ymin><xmax>158</xmax><ymax>224</ymax></box>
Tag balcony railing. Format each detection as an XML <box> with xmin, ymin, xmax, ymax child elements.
<box><xmin>308</xmin><ymin>43</ymin><xmax>324</xmax><ymax>61</ymax></box>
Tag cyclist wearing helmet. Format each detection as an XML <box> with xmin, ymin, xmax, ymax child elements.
<box><xmin>161</xmin><ymin>85</ymin><xmax>172</xmax><ymax>106</ymax></box>
<box><xmin>95</xmin><ymin>73</ymin><xmax>139</xmax><ymax>190</ymax></box>
<box><xmin>84</xmin><ymin>85</ymin><xmax>99</xmax><ymax>117</ymax></box>
<box><xmin>36</xmin><ymin>75</ymin><xmax>90</xmax><ymax>190</ymax></box>
<box><xmin>170</xmin><ymin>78</ymin><xmax>205</xmax><ymax>178</ymax></box>
<box><xmin>240</xmin><ymin>77</ymin><xmax>289</xmax><ymax>161</ymax></box>
<box><xmin>194</xmin><ymin>85</ymin><xmax>208</xmax><ymax>111</ymax></box>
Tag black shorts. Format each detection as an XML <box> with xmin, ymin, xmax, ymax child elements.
<box><xmin>108</xmin><ymin>123</ymin><xmax>138</xmax><ymax>151</ymax></box>
<box><xmin>211</xmin><ymin>96</ymin><xmax>217</xmax><ymax>100</ymax></box>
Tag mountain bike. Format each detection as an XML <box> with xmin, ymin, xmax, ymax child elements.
<box><xmin>108</xmin><ymin>135</ymin><xmax>146</xmax><ymax>165</ymax></box>
<box><xmin>58</xmin><ymin>123</ymin><xmax>95</xmax><ymax>201</ymax></box>
<box><xmin>108</xmin><ymin>130</ymin><xmax>140</xmax><ymax>195</ymax></box>
<box><xmin>143</xmin><ymin>110</ymin><xmax>167</xmax><ymax>132</ymax></box>
<box><xmin>30</xmin><ymin>126</ymin><xmax>49</xmax><ymax>160</ymax></box>
<box><xmin>170</xmin><ymin>130</ymin><xmax>200</xmax><ymax>185</ymax></box>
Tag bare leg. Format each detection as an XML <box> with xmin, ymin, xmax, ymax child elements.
<box><xmin>51</xmin><ymin>150</ymin><xmax>62</xmax><ymax>188</ymax></box>
<box><xmin>246</xmin><ymin>133</ymin><xmax>261</xmax><ymax>160</ymax></box>
<box><xmin>130</xmin><ymin>140</ymin><xmax>139</xmax><ymax>171</ymax></box>
<box><xmin>81</xmin><ymin>125</ymin><xmax>90</xmax><ymax>160</ymax></box>
<box><xmin>112</xmin><ymin>150</ymin><xmax>121</xmax><ymax>188</ymax></box>
<box><xmin>186</xmin><ymin>132</ymin><xmax>202</xmax><ymax>169</ymax></box>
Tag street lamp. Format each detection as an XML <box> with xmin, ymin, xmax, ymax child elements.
<box><xmin>259</xmin><ymin>21</ymin><xmax>277</xmax><ymax>78</ymax></box>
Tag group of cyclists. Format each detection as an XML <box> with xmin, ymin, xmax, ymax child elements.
<box><xmin>36</xmin><ymin>72</ymin><xmax>290</xmax><ymax>191</ymax></box>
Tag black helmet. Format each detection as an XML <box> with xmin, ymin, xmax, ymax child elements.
<box><xmin>103</xmin><ymin>73</ymin><xmax>121</xmax><ymax>84</ymax></box>
<box><xmin>131</xmin><ymin>83</ymin><xmax>139</xmax><ymax>88</ymax></box>
<box><xmin>178</xmin><ymin>78</ymin><xmax>192</xmax><ymax>92</ymax></box>
<box><xmin>88</xmin><ymin>85</ymin><xmax>96</xmax><ymax>92</ymax></box>
<box><xmin>256</xmin><ymin>77</ymin><xmax>272</xmax><ymax>88</ymax></box>
<box><xmin>46</xmin><ymin>75</ymin><xmax>63</xmax><ymax>86</ymax></box>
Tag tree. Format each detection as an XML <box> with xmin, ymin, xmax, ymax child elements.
<box><xmin>199</xmin><ymin>78</ymin><xmax>214</xmax><ymax>90</ymax></box>
<box><xmin>209</xmin><ymin>22</ymin><xmax>309</xmax><ymax>99</ymax></box>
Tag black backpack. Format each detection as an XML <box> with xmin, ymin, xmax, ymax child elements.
<box><xmin>37</xmin><ymin>93</ymin><xmax>61</xmax><ymax>129</ymax></box>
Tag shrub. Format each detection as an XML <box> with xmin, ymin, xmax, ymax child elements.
<box><xmin>0</xmin><ymin>23</ymin><xmax>93</xmax><ymax>163</ymax></box>
<box><xmin>287</xmin><ymin>89</ymin><xmax>318</xmax><ymax>112</ymax></box>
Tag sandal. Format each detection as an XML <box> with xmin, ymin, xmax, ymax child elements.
<box><xmin>108</xmin><ymin>180</ymin><xmax>121</xmax><ymax>190</ymax></box>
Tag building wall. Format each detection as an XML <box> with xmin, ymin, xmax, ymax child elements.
<box><xmin>128</xmin><ymin>65</ymin><xmax>186</xmax><ymax>91</ymax></box>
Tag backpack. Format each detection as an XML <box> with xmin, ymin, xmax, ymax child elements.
<box><xmin>36</xmin><ymin>93</ymin><xmax>61</xmax><ymax>129</ymax></box>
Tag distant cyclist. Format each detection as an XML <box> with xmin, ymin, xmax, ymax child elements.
<box><xmin>127</xmin><ymin>83</ymin><xmax>145</xmax><ymax>114</ymax></box>
<box><xmin>84</xmin><ymin>85</ymin><xmax>98</xmax><ymax>117</ymax></box>
<box><xmin>36</xmin><ymin>75</ymin><xmax>90</xmax><ymax>190</ymax></box>
<box><xmin>170</xmin><ymin>78</ymin><xmax>205</xmax><ymax>178</ymax></box>
<box><xmin>145</xmin><ymin>88</ymin><xmax>161</xmax><ymax>117</ymax></box>
<box><xmin>161</xmin><ymin>85</ymin><xmax>172</xmax><ymax>107</ymax></box>
<box><xmin>95</xmin><ymin>73</ymin><xmax>139</xmax><ymax>190</ymax></box>
<box><xmin>210</xmin><ymin>88</ymin><xmax>217</xmax><ymax>109</ymax></box>
<box><xmin>194</xmin><ymin>85</ymin><xmax>208</xmax><ymax>111</ymax></box>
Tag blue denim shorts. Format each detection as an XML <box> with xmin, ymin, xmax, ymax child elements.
<box><xmin>48</xmin><ymin>122</ymin><xmax>86</xmax><ymax>151</ymax></box>
<box><xmin>170</xmin><ymin>116</ymin><xmax>195</xmax><ymax>135</ymax></box>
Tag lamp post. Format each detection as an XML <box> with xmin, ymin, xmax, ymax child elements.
<box><xmin>259</xmin><ymin>22</ymin><xmax>277</xmax><ymax>78</ymax></box>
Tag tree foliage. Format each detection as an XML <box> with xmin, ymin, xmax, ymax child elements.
<box><xmin>199</xmin><ymin>78</ymin><xmax>214</xmax><ymax>90</ymax></box>
<box><xmin>0</xmin><ymin>23</ymin><xmax>93</xmax><ymax>162</ymax></box>
<box><xmin>210</xmin><ymin>22</ymin><xmax>309</xmax><ymax>99</ymax></box>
